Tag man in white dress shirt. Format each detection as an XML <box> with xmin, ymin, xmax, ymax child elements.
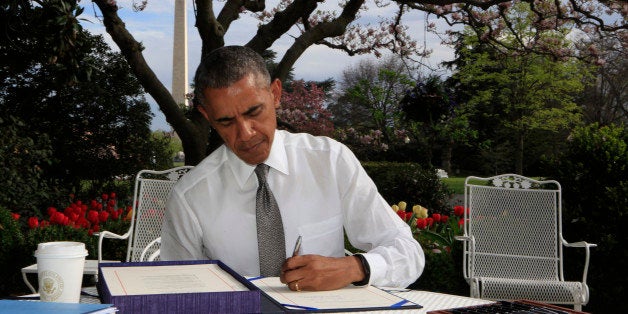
<box><xmin>161</xmin><ymin>46</ymin><xmax>424</xmax><ymax>291</ymax></box>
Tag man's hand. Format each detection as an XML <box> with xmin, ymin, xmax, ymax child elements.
<box><xmin>280</xmin><ymin>254</ymin><xmax>366</xmax><ymax>291</ymax></box>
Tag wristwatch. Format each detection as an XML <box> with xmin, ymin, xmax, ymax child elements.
<box><xmin>352</xmin><ymin>254</ymin><xmax>371</xmax><ymax>286</ymax></box>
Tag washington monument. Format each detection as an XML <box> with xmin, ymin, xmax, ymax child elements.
<box><xmin>172</xmin><ymin>0</ymin><xmax>188</xmax><ymax>107</ymax></box>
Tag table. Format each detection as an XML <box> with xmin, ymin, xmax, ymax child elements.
<box><xmin>21</xmin><ymin>260</ymin><xmax>119</xmax><ymax>293</ymax></box>
<box><xmin>78</xmin><ymin>286</ymin><xmax>493</xmax><ymax>313</ymax></box>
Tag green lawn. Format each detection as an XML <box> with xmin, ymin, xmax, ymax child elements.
<box><xmin>440</xmin><ymin>177</ymin><xmax>465</xmax><ymax>194</ymax></box>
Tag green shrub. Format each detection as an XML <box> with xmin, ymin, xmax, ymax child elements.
<box><xmin>0</xmin><ymin>207</ymin><xmax>29</xmax><ymax>296</ymax></box>
<box><xmin>0</xmin><ymin>115</ymin><xmax>60</xmax><ymax>215</ymax></box>
<box><xmin>363</xmin><ymin>162</ymin><xmax>452</xmax><ymax>214</ymax></box>
<box><xmin>408</xmin><ymin>242</ymin><xmax>467</xmax><ymax>295</ymax></box>
<box><xmin>544</xmin><ymin>123</ymin><xmax>627</xmax><ymax>313</ymax></box>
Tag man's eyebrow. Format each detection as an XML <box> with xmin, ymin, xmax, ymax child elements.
<box><xmin>243</xmin><ymin>104</ymin><xmax>263</xmax><ymax>116</ymax></box>
<box><xmin>215</xmin><ymin>115</ymin><xmax>234</xmax><ymax>123</ymax></box>
<box><xmin>214</xmin><ymin>104</ymin><xmax>263</xmax><ymax>123</ymax></box>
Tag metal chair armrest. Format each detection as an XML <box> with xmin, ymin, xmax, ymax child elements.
<box><xmin>562</xmin><ymin>239</ymin><xmax>597</xmax><ymax>303</ymax></box>
<box><xmin>140</xmin><ymin>237</ymin><xmax>162</xmax><ymax>261</ymax></box>
<box><xmin>563</xmin><ymin>240</ymin><xmax>597</xmax><ymax>248</ymax></box>
<box><xmin>97</xmin><ymin>230</ymin><xmax>130</xmax><ymax>262</ymax></box>
<box><xmin>455</xmin><ymin>235</ymin><xmax>471</xmax><ymax>241</ymax></box>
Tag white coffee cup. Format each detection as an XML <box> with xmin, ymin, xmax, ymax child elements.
<box><xmin>34</xmin><ymin>241</ymin><xmax>88</xmax><ymax>303</ymax></box>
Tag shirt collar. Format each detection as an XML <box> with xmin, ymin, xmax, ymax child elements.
<box><xmin>226</xmin><ymin>129</ymin><xmax>289</xmax><ymax>189</ymax></box>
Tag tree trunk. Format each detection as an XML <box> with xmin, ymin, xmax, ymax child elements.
<box><xmin>441</xmin><ymin>137</ymin><xmax>453</xmax><ymax>174</ymax></box>
<box><xmin>515</xmin><ymin>133</ymin><xmax>524</xmax><ymax>175</ymax></box>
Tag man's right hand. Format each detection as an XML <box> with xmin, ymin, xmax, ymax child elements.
<box><xmin>279</xmin><ymin>254</ymin><xmax>366</xmax><ymax>291</ymax></box>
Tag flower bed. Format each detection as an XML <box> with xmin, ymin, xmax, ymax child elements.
<box><xmin>391</xmin><ymin>201</ymin><xmax>469</xmax><ymax>294</ymax></box>
<box><xmin>1</xmin><ymin>193</ymin><xmax>132</xmax><ymax>296</ymax></box>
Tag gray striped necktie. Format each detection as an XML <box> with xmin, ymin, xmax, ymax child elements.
<box><xmin>255</xmin><ymin>163</ymin><xmax>286</xmax><ymax>276</ymax></box>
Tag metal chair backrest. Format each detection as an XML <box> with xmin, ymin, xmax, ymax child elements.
<box><xmin>126</xmin><ymin>166</ymin><xmax>193</xmax><ymax>262</ymax></box>
<box><xmin>463</xmin><ymin>174</ymin><xmax>563</xmax><ymax>281</ymax></box>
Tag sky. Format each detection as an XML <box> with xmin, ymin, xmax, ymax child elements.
<box><xmin>80</xmin><ymin>0</ymin><xmax>456</xmax><ymax>131</ymax></box>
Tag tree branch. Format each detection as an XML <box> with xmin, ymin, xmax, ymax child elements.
<box><xmin>195</xmin><ymin>0</ymin><xmax>224</xmax><ymax>56</ymax></box>
<box><xmin>246</xmin><ymin>0</ymin><xmax>321</xmax><ymax>56</ymax></box>
<box><xmin>274</xmin><ymin>0</ymin><xmax>365</xmax><ymax>81</ymax></box>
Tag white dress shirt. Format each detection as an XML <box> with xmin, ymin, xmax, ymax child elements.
<box><xmin>161</xmin><ymin>130</ymin><xmax>424</xmax><ymax>287</ymax></box>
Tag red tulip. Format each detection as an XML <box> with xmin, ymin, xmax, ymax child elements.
<box><xmin>426</xmin><ymin>217</ymin><xmax>434</xmax><ymax>227</ymax></box>
<box><xmin>47</xmin><ymin>207</ymin><xmax>58</xmax><ymax>217</ymax></box>
<box><xmin>102</xmin><ymin>194</ymin><xmax>109</xmax><ymax>201</ymax></box>
<box><xmin>454</xmin><ymin>205</ymin><xmax>465</xmax><ymax>217</ymax></box>
<box><xmin>11</xmin><ymin>213</ymin><xmax>20</xmax><ymax>220</ymax></box>
<box><xmin>40</xmin><ymin>220</ymin><xmax>50</xmax><ymax>228</ymax></box>
<box><xmin>28</xmin><ymin>217</ymin><xmax>39</xmax><ymax>229</ymax></box>
<box><xmin>77</xmin><ymin>217</ymin><xmax>90</xmax><ymax>229</ymax></box>
<box><xmin>432</xmin><ymin>213</ymin><xmax>441</xmax><ymax>223</ymax></box>
<box><xmin>99</xmin><ymin>211</ymin><xmax>109</xmax><ymax>223</ymax></box>
<box><xmin>50</xmin><ymin>212</ymin><xmax>61</xmax><ymax>224</ymax></box>
<box><xmin>90</xmin><ymin>200</ymin><xmax>99</xmax><ymax>210</ymax></box>
<box><xmin>110</xmin><ymin>192</ymin><xmax>116</xmax><ymax>199</ymax></box>
<box><xmin>458</xmin><ymin>218</ymin><xmax>465</xmax><ymax>228</ymax></box>
<box><xmin>87</xmin><ymin>210</ymin><xmax>99</xmax><ymax>224</ymax></box>
<box><xmin>441</xmin><ymin>215</ymin><xmax>449</xmax><ymax>223</ymax></box>
<box><xmin>53</xmin><ymin>212</ymin><xmax>69</xmax><ymax>226</ymax></box>
<box><xmin>64</xmin><ymin>206</ymin><xmax>73</xmax><ymax>216</ymax></box>
<box><xmin>396</xmin><ymin>211</ymin><xmax>406</xmax><ymax>221</ymax></box>
<box><xmin>405</xmin><ymin>212</ymin><xmax>413</xmax><ymax>221</ymax></box>
<box><xmin>416</xmin><ymin>218</ymin><xmax>427</xmax><ymax>229</ymax></box>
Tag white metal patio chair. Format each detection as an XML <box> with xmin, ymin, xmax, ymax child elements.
<box><xmin>97</xmin><ymin>166</ymin><xmax>193</xmax><ymax>263</ymax></box>
<box><xmin>455</xmin><ymin>174</ymin><xmax>596</xmax><ymax>311</ymax></box>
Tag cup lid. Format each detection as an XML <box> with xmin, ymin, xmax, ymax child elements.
<box><xmin>34</xmin><ymin>241</ymin><xmax>88</xmax><ymax>257</ymax></box>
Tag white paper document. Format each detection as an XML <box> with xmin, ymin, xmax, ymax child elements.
<box><xmin>251</xmin><ymin>277</ymin><xmax>420</xmax><ymax>311</ymax></box>
<box><xmin>100</xmin><ymin>263</ymin><xmax>249</xmax><ymax>296</ymax></box>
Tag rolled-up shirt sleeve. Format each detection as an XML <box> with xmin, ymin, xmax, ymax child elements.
<box><xmin>337</xmin><ymin>145</ymin><xmax>424</xmax><ymax>288</ymax></box>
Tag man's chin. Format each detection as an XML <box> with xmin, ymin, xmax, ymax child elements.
<box><xmin>237</xmin><ymin>153</ymin><xmax>268</xmax><ymax>165</ymax></box>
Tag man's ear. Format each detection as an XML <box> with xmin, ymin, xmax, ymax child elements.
<box><xmin>270</xmin><ymin>78</ymin><xmax>282</xmax><ymax>109</ymax></box>
<box><xmin>197</xmin><ymin>104</ymin><xmax>210</xmax><ymax>122</ymax></box>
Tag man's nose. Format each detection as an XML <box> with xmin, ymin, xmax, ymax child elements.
<box><xmin>237</xmin><ymin>120</ymin><xmax>255</xmax><ymax>140</ymax></box>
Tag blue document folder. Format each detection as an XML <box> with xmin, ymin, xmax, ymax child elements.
<box><xmin>0</xmin><ymin>299</ymin><xmax>115</xmax><ymax>313</ymax></box>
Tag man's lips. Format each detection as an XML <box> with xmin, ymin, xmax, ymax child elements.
<box><xmin>238</xmin><ymin>139</ymin><xmax>264</xmax><ymax>152</ymax></box>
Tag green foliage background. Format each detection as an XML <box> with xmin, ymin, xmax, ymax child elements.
<box><xmin>0</xmin><ymin>116</ymin><xmax>60</xmax><ymax>215</ymax></box>
<box><xmin>363</xmin><ymin>162</ymin><xmax>452</xmax><ymax>214</ymax></box>
<box><xmin>544</xmin><ymin>123</ymin><xmax>627</xmax><ymax>313</ymax></box>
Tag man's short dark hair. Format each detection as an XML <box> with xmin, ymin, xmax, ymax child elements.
<box><xmin>194</xmin><ymin>46</ymin><xmax>271</xmax><ymax>106</ymax></box>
